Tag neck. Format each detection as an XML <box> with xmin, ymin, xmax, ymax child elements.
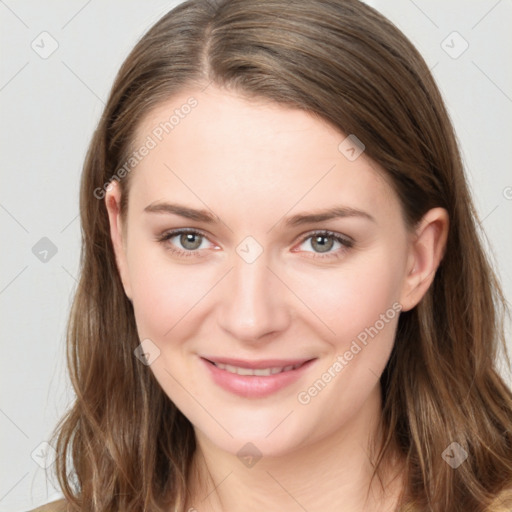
<box><xmin>184</xmin><ymin>385</ymin><xmax>405</xmax><ymax>512</ymax></box>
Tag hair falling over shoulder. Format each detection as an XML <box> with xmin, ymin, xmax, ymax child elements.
<box><xmin>50</xmin><ymin>1</ymin><xmax>512</xmax><ymax>510</ymax></box>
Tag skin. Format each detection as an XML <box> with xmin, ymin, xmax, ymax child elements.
<box><xmin>105</xmin><ymin>85</ymin><xmax>448</xmax><ymax>512</ymax></box>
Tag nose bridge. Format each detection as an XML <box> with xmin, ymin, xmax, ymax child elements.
<box><xmin>217</xmin><ymin>250</ymin><xmax>289</xmax><ymax>341</ymax></box>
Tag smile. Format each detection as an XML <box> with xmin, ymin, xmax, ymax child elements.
<box><xmin>201</xmin><ymin>356</ymin><xmax>316</xmax><ymax>398</ymax></box>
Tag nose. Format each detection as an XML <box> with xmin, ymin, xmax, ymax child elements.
<box><xmin>216</xmin><ymin>252</ymin><xmax>291</xmax><ymax>343</ymax></box>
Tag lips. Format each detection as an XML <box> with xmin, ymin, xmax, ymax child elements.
<box><xmin>200</xmin><ymin>356</ymin><xmax>316</xmax><ymax>398</ymax></box>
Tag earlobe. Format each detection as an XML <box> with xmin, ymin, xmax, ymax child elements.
<box><xmin>399</xmin><ymin>207</ymin><xmax>449</xmax><ymax>311</ymax></box>
<box><xmin>104</xmin><ymin>180</ymin><xmax>133</xmax><ymax>301</ymax></box>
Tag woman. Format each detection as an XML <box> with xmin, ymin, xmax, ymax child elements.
<box><xmin>34</xmin><ymin>0</ymin><xmax>512</xmax><ymax>510</ymax></box>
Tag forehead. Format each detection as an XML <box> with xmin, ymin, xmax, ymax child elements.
<box><xmin>127</xmin><ymin>86</ymin><xmax>399</xmax><ymax>227</ymax></box>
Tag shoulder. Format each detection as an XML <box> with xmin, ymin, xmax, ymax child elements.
<box><xmin>26</xmin><ymin>499</ymin><xmax>68</xmax><ymax>512</ymax></box>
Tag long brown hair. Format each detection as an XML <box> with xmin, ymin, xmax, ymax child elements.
<box><xmin>50</xmin><ymin>0</ymin><xmax>512</xmax><ymax>510</ymax></box>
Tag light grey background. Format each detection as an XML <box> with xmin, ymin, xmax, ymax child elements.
<box><xmin>1</xmin><ymin>1</ymin><xmax>511</xmax><ymax>510</ymax></box>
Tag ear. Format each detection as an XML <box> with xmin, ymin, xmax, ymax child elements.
<box><xmin>399</xmin><ymin>207</ymin><xmax>449</xmax><ymax>312</ymax></box>
<box><xmin>104</xmin><ymin>180</ymin><xmax>132</xmax><ymax>301</ymax></box>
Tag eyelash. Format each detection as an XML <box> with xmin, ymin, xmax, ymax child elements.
<box><xmin>156</xmin><ymin>228</ymin><xmax>354</xmax><ymax>260</ymax></box>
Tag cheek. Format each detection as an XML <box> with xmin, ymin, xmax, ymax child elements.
<box><xmin>126</xmin><ymin>245</ymin><xmax>213</xmax><ymax>340</ymax></box>
<box><xmin>291</xmin><ymin>249</ymin><xmax>405</xmax><ymax>424</ymax></box>
<box><xmin>290</xmin><ymin>247</ymin><xmax>406</xmax><ymax>345</ymax></box>
<box><xmin>128</xmin><ymin>241</ymin><xmax>198</xmax><ymax>339</ymax></box>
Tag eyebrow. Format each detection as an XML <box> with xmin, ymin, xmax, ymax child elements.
<box><xmin>144</xmin><ymin>201</ymin><xmax>218</xmax><ymax>223</ymax></box>
<box><xmin>284</xmin><ymin>206</ymin><xmax>375</xmax><ymax>226</ymax></box>
<box><xmin>143</xmin><ymin>202</ymin><xmax>375</xmax><ymax>226</ymax></box>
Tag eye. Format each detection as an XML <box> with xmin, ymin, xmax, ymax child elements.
<box><xmin>157</xmin><ymin>228</ymin><xmax>353</xmax><ymax>260</ymax></box>
<box><xmin>157</xmin><ymin>228</ymin><xmax>215</xmax><ymax>257</ymax></box>
<box><xmin>295</xmin><ymin>230</ymin><xmax>353</xmax><ymax>259</ymax></box>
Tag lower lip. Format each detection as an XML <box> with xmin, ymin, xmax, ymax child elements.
<box><xmin>201</xmin><ymin>357</ymin><xmax>316</xmax><ymax>398</ymax></box>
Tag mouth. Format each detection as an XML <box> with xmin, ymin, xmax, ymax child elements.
<box><xmin>200</xmin><ymin>356</ymin><xmax>316</xmax><ymax>398</ymax></box>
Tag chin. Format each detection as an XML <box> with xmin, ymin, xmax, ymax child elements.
<box><xmin>192</xmin><ymin>408</ymin><xmax>320</xmax><ymax>462</ymax></box>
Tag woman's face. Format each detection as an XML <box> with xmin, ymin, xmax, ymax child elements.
<box><xmin>106</xmin><ymin>86</ymin><xmax>432</xmax><ymax>458</ymax></box>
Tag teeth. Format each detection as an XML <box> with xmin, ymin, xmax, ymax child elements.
<box><xmin>213</xmin><ymin>362</ymin><xmax>302</xmax><ymax>376</ymax></box>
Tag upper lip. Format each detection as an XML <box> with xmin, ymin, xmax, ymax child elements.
<box><xmin>202</xmin><ymin>356</ymin><xmax>314</xmax><ymax>369</ymax></box>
